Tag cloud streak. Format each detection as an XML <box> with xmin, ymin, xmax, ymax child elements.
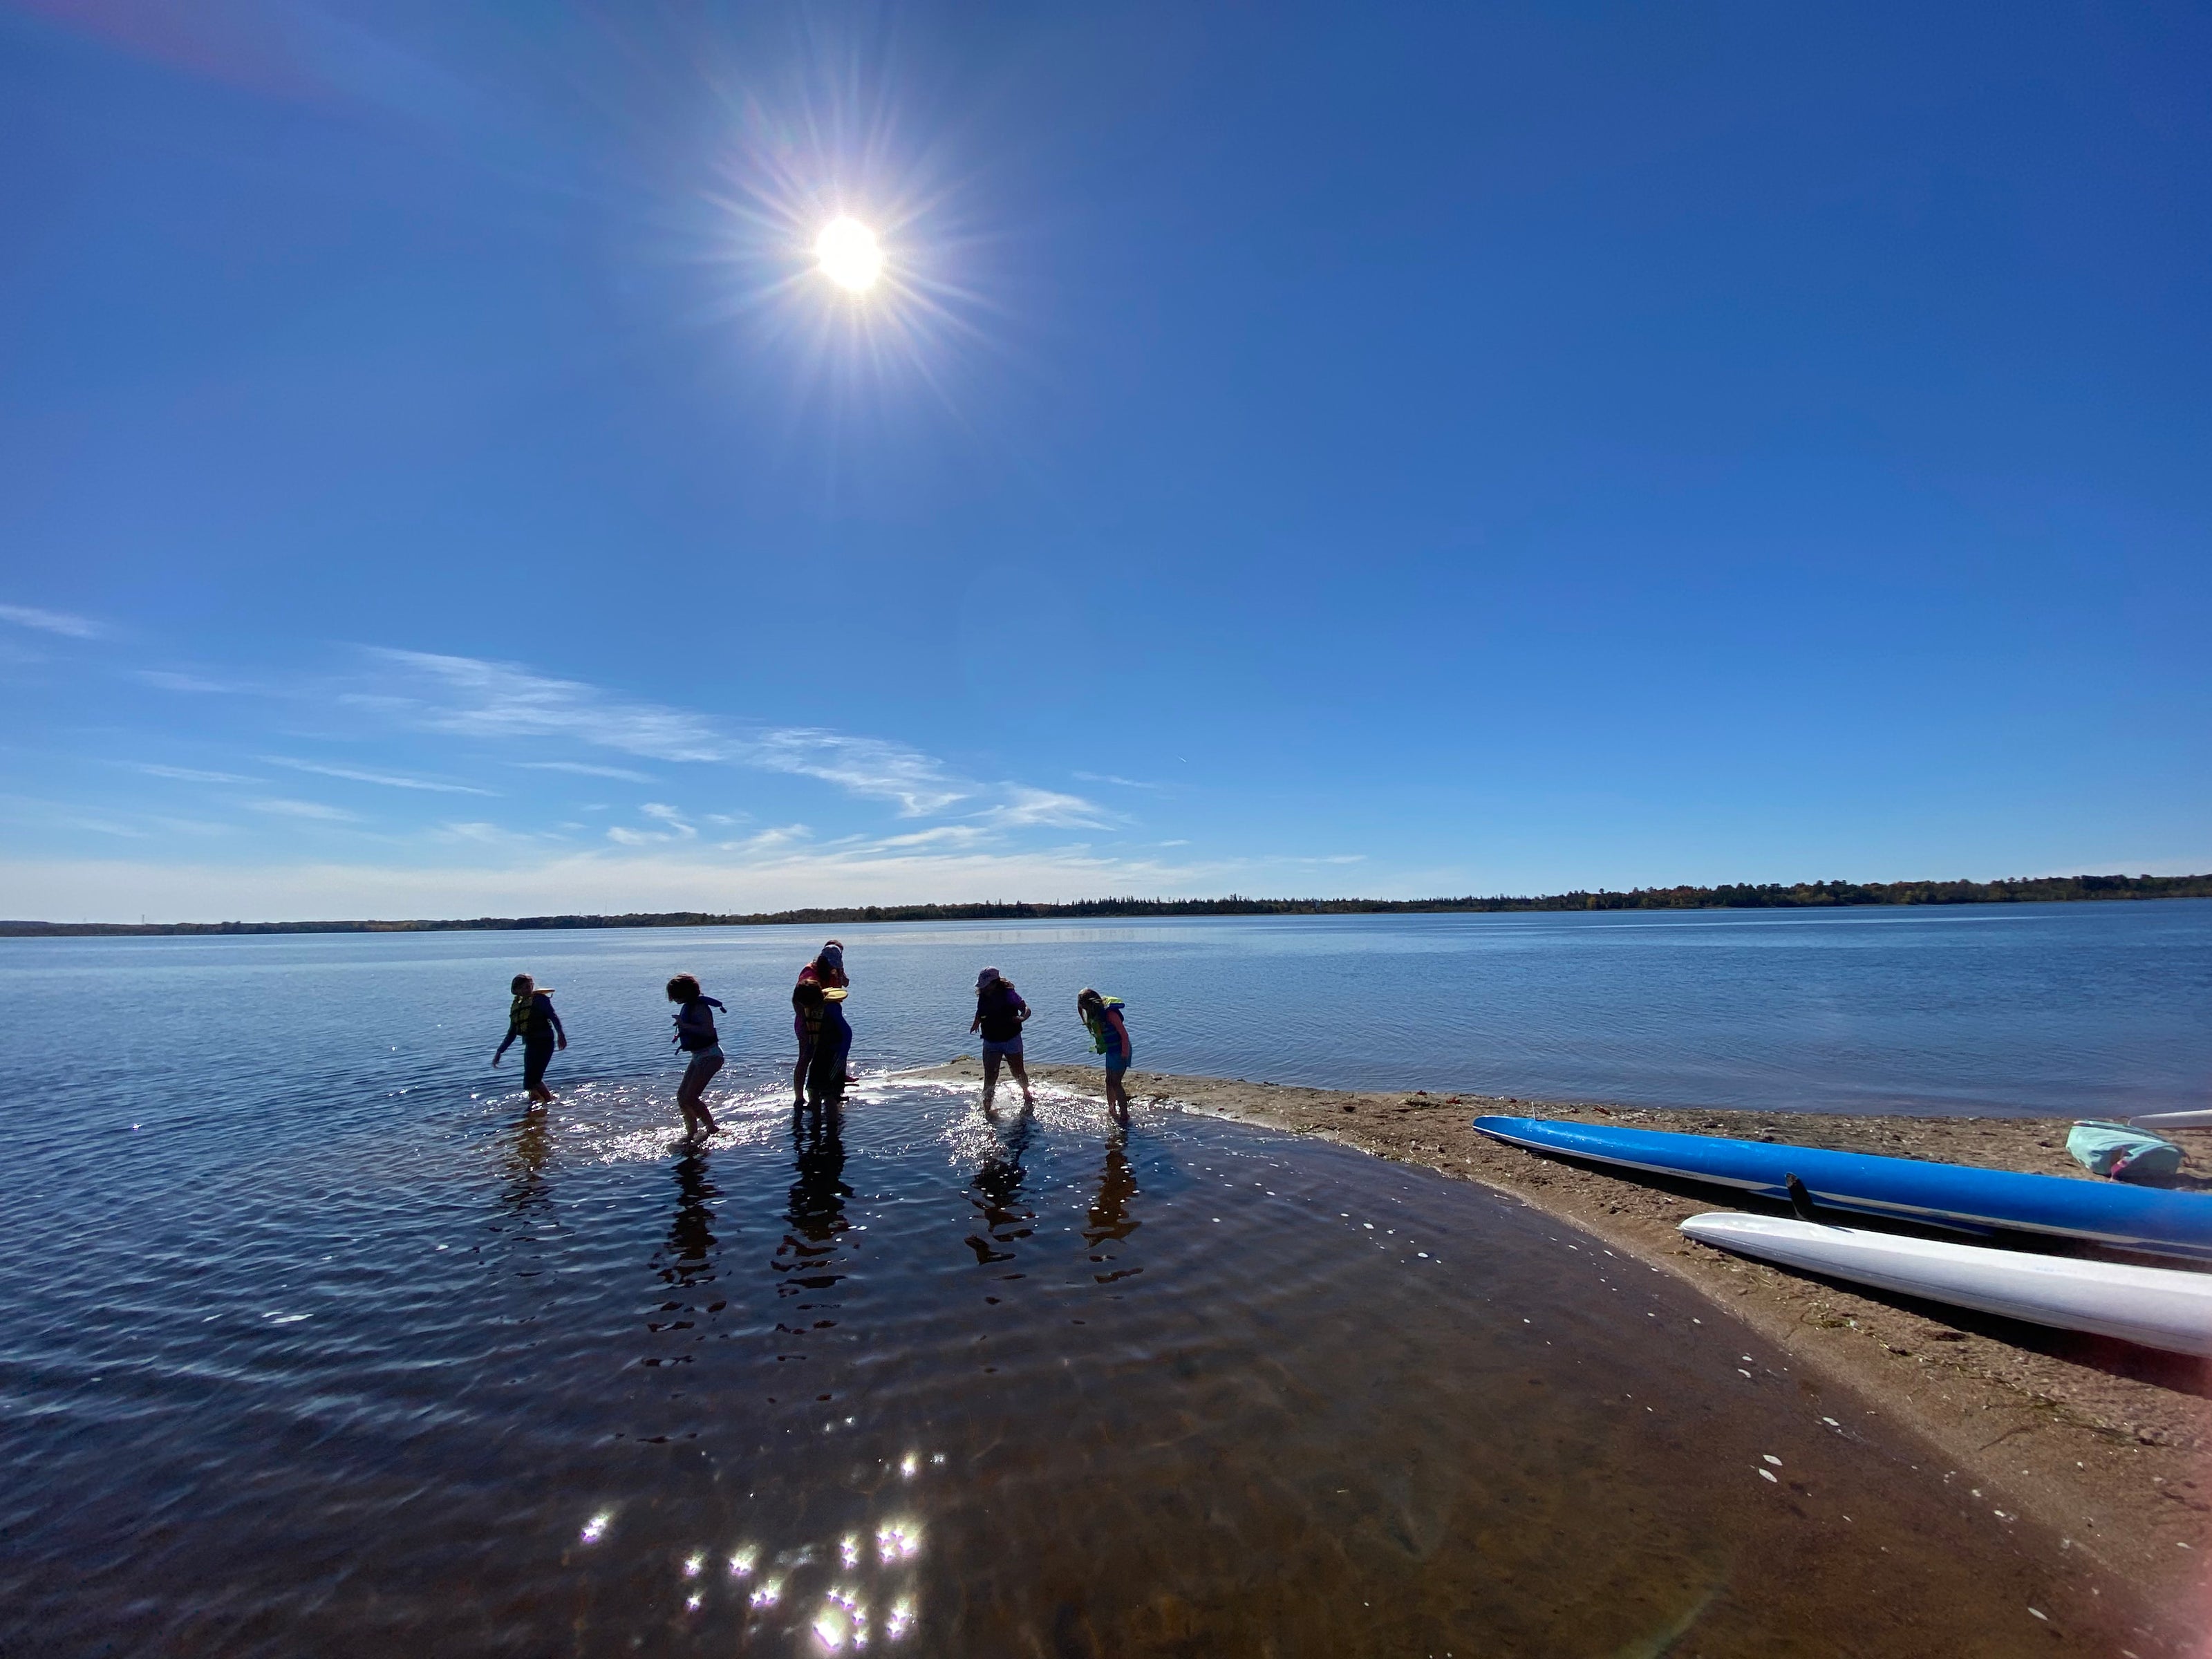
<box><xmin>0</xmin><ymin>603</ymin><xmax>105</xmax><ymax>639</ymax></box>
<box><xmin>742</xmin><ymin>728</ymin><xmax>967</xmax><ymax>816</ymax></box>
<box><xmin>976</xmin><ymin>786</ymin><xmax>1117</xmax><ymax>830</ymax></box>
<box><xmin>265</xmin><ymin>756</ymin><xmax>496</xmax><ymax>796</ymax></box>
<box><xmin>0</xmin><ymin>842</ymin><xmax>1249</xmax><ymax>924</ymax></box>
<box><xmin>248</xmin><ymin>798</ymin><xmax>357</xmax><ymax>822</ymax></box>
<box><xmin>357</xmin><ymin>649</ymin><xmax>729</xmax><ymax>762</ymax></box>
<box><xmin>135</xmin><ymin>764</ymin><xmax>255</xmax><ymax>784</ymax></box>
<box><xmin>514</xmin><ymin>760</ymin><xmax>659</xmax><ymax>782</ymax></box>
<box><xmin>352</xmin><ymin>648</ymin><xmax>1056</xmax><ymax>822</ymax></box>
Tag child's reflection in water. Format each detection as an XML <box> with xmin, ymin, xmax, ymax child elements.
<box><xmin>1085</xmin><ymin>1134</ymin><xmax>1140</xmax><ymax>1246</ymax></box>
<box><xmin>1085</xmin><ymin>1132</ymin><xmax>1143</xmax><ymax>1283</ymax></box>
<box><xmin>659</xmin><ymin>1150</ymin><xmax>721</xmax><ymax>1292</ymax></box>
<box><xmin>778</xmin><ymin>1102</ymin><xmax>851</xmax><ymax>1299</ymax></box>
<box><xmin>965</xmin><ymin>1110</ymin><xmax>1034</xmax><ymax>1265</ymax></box>
<box><xmin>497</xmin><ymin>1111</ymin><xmax>554</xmax><ymax>1226</ymax></box>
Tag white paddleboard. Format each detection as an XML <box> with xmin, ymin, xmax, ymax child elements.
<box><xmin>2130</xmin><ymin>1109</ymin><xmax>2212</xmax><ymax>1131</ymax></box>
<box><xmin>1680</xmin><ymin>1212</ymin><xmax>2212</xmax><ymax>1358</ymax></box>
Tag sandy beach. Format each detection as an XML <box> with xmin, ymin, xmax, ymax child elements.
<box><xmin>930</xmin><ymin>1056</ymin><xmax>2212</xmax><ymax>1597</ymax></box>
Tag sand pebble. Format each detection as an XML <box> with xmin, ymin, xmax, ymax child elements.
<box><xmin>1758</xmin><ymin>1468</ymin><xmax>1778</xmax><ymax>1483</ymax></box>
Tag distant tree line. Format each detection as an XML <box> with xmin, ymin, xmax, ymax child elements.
<box><xmin>3</xmin><ymin>871</ymin><xmax>2205</xmax><ymax>938</ymax></box>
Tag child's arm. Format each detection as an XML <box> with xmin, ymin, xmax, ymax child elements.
<box><xmin>547</xmin><ymin>999</ymin><xmax>568</xmax><ymax>1048</ymax></box>
<box><xmin>1105</xmin><ymin>1008</ymin><xmax>1130</xmax><ymax>1059</ymax></box>
<box><xmin>493</xmin><ymin>1024</ymin><xmax>516</xmax><ymax>1064</ymax></box>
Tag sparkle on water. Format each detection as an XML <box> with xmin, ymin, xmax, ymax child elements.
<box><xmin>0</xmin><ymin>926</ymin><xmax>2191</xmax><ymax>1656</ymax></box>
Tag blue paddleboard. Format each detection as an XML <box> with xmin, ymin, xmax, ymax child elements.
<box><xmin>1473</xmin><ymin>1116</ymin><xmax>2212</xmax><ymax>1263</ymax></box>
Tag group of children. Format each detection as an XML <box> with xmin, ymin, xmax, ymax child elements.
<box><xmin>491</xmin><ymin>940</ymin><xmax>1134</xmax><ymax>1136</ymax></box>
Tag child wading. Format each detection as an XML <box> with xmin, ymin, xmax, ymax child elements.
<box><xmin>492</xmin><ymin>974</ymin><xmax>566</xmax><ymax>1106</ymax></box>
<box><xmin>791</xmin><ymin>941</ymin><xmax>850</xmax><ymax>1107</ymax></box>
<box><xmin>1077</xmin><ymin>988</ymin><xmax>1133</xmax><ymax>1123</ymax></box>
<box><xmin>666</xmin><ymin>975</ymin><xmax>724</xmax><ymax>1138</ymax></box>
<box><xmin>970</xmin><ymin>966</ymin><xmax>1034</xmax><ymax>1114</ymax></box>
<box><xmin>805</xmin><ymin>987</ymin><xmax>852</xmax><ymax>1105</ymax></box>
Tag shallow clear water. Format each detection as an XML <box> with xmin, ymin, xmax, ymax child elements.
<box><xmin>0</xmin><ymin>1074</ymin><xmax>2159</xmax><ymax>1655</ymax></box>
<box><xmin>0</xmin><ymin>911</ymin><xmax>2202</xmax><ymax>1653</ymax></box>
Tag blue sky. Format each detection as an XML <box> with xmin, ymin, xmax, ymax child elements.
<box><xmin>3</xmin><ymin>1</ymin><xmax>2208</xmax><ymax>921</ymax></box>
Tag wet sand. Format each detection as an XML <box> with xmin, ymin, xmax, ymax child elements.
<box><xmin>931</xmin><ymin>1057</ymin><xmax>2212</xmax><ymax>1602</ymax></box>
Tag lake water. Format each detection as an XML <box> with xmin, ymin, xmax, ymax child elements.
<box><xmin>1</xmin><ymin>906</ymin><xmax>2203</xmax><ymax>1654</ymax></box>
<box><xmin>0</xmin><ymin>1073</ymin><xmax>2162</xmax><ymax>1656</ymax></box>
<box><xmin>15</xmin><ymin>900</ymin><xmax>2202</xmax><ymax>1118</ymax></box>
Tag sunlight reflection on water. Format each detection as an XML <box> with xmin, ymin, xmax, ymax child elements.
<box><xmin>0</xmin><ymin>943</ymin><xmax>2188</xmax><ymax>1653</ymax></box>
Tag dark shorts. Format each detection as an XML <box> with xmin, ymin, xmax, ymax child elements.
<box><xmin>1104</xmin><ymin>1052</ymin><xmax>1129</xmax><ymax>1078</ymax></box>
<box><xmin>523</xmin><ymin>1039</ymin><xmax>555</xmax><ymax>1089</ymax></box>
<box><xmin>981</xmin><ymin>1036</ymin><xmax>1024</xmax><ymax>1062</ymax></box>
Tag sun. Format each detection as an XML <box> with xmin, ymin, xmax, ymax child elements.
<box><xmin>814</xmin><ymin>217</ymin><xmax>883</xmax><ymax>292</ymax></box>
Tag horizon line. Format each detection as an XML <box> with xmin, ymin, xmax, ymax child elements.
<box><xmin>3</xmin><ymin>871</ymin><xmax>2206</xmax><ymax>937</ymax></box>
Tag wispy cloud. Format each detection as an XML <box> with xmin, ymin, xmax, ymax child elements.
<box><xmin>358</xmin><ymin>649</ymin><xmax>728</xmax><ymax>762</ymax></box>
<box><xmin>870</xmin><ymin>823</ymin><xmax>993</xmax><ymax>851</ymax></box>
<box><xmin>265</xmin><ymin>756</ymin><xmax>495</xmax><ymax>796</ymax></box>
<box><xmin>514</xmin><ymin>760</ymin><xmax>659</xmax><ymax>782</ymax></box>
<box><xmin>608</xmin><ymin>802</ymin><xmax>699</xmax><ymax>846</ymax></box>
<box><xmin>0</xmin><ymin>793</ymin><xmax>220</xmax><ymax>841</ymax></box>
<box><xmin>0</xmin><ymin>603</ymin><xmax>104</xmax><ymax>639</ymax></box>
<box><xmin>0</xmin><ymin>841</ymin><xmax>1251</xmax><ymax>924</ymax></box>
<box><xmin>357</xmin><ymin>648</ymin><xmax>968</xmax><ymax>815</ymax></box>
<box><xmin>434</xmin><ymin>821</ymin><xmax>545</xmax><ymax>847</ymax></box>
<box><xmin>743</xmin><ymin>729</ymin><xmax>966</xmax><ymax>816</ymax></box>
<box><xmin>1074</xmin><ymin>771</ymin><xmax>1162</xmax><ymax>791</ymax></box>
<box><xmin>138</xmin><ymin>669</ymin><xmax>245</xmax><ymax>693</ymax></box>
<box><xmin>718</xmin><ymin>824</ymin><xmax>810</xmax><ymax>852</ymax></box>
<box><xmin>975</xmin><ymin>785</ymin><xmax>1115</xmax><ymax>830</ymax></box>
<box><xmin>248</xmin><ymin>798</ymin><xmax>358</xmax><ymax>822</ymax></box>
<box><xmin>135</xmin><ymin>764</ymin><xmax>256</xmax><ymax>784</ymax></box>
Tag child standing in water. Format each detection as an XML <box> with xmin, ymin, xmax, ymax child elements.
<box><xmin>492</xmin><ymin>974</ymin><xmax>566</xmax><ymax>1106</ymax></box>
<box><xmin>791</xmin><ymin>941</ymin><xmax>850</xmax><ymax>1107</ymax></box>
<box><xmin>971</xmin><ymin>966</ymin><xmax>1034</xmax><ymax>1115</ymax></box>
<box><xmin>1077</xmin><ymin>988</ymin><xmax>1133</xmax><ymax>1123</ymax></box>
<box><xmin>805</xmin><ymin>986</ymin><xmax>853</xmax><ymax>1105</ymax></box>
<box><xmin>666</xmin><ymin>975</ymin><xmax>724</xmax><ymax>1138</ymax></box>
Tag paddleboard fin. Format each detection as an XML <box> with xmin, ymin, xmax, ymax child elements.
<box><xmin>1783</xmin><ymin>1173</ymin><xmax>1821</xmax><ymax>1223</ymax></box>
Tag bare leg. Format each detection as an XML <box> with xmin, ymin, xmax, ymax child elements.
<box><xmin>981</xmin><ymin>1049</ymin><xmax>1001</xmax><ymax>1115</ymax></box>
<box><xmin>1006</xmin><ymin>1053</ymin><xmax>1034</xmax><ymax>1109</ymax></box>
<box><xmin>678</xmin><ymin>1055</ymin><xmax>722</xmax><ymax>1138</ymax></box>
<box><xmin>793</xmin><ymin>1041</ymin><xmax>812</xmax><ymax>1108</ymax></box>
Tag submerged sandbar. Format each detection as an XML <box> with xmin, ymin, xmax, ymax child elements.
<box><xmin>930</xmin><ymin>1057</ymin><xmax>2212</xmax><ymax>1599</ymax></box>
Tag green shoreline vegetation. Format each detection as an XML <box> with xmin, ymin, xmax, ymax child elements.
<box><xmin>3</xmin><ymin>871</ymin><xmax>2206</xmax><ymax>938</ymax></box>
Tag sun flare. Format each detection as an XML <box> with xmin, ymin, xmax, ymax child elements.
<box><xmin>814</xmin><ymin>217</ymin><xmax>883</xmax><ymax>292</ymax></box>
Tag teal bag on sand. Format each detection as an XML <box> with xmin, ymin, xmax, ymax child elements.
<box><xmin>2065</xmin><ymin>1120</ymin><xmax>2185</xmax><ymax>1184</ymax></box>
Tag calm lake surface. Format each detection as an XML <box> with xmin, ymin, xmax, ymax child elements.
<box><xmin>0</xmin><ymin>906</ymin><xmax>2202</xmax><ymax>1654</ymax></box>
<box><xmin>16</xmin><ymin>900</ymin><xmax>2200</xmax><ymax>1116</ymax></box>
